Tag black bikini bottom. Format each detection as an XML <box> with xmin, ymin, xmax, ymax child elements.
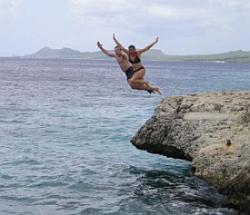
<box><xmin>125</xmin><ymin>66</ymin><xmax>145</xmax><ymax>80</ymax></box>
<box><xmin>134</xmin><ymin>66</ymin><xmax>145</xmax><ymax>73</ymax></box>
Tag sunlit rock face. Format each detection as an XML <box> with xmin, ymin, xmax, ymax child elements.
<box><xmin>131</xmin><ymin>91</ymin><xmax>250</xmax><ymax>213</ymax></box>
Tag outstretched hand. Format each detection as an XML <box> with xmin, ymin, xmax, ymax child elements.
<box><xmin>113</xmin><ymin>33</ymin><xmax>116</xmax><ymax>40</ymax></box>
<box><xmin>155</xmin><ymin>37</ymin><xmax>159</xmax><ymax>44</ymax></box>
<box><xmin>97</xmin><ymin>41</ymin><xmax>103</xmax><ymax>49</ymax></box>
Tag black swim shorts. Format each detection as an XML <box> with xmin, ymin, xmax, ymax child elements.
<box><xmin>125</xmin><ymin>67</ymin><xmax>135</xmax><ymax>80</ymax></box>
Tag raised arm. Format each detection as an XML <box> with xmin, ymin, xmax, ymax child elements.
<box><xmin>113</xmin><ymin>34</ymin><xmax>129</xmax><ymax>54</ymax></box>
<box><xmin>97</xmin><ymin>41</ymin><xmax>115</xmax><ymax>57</ymax></box>
<box><xmin>137</xmin><ymin>37</ymin><xmax>159</xmax><ymax>54</ymax></box>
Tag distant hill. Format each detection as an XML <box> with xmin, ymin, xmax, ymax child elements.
<box><xmin>25</xmin><ymin>47</ymin><xmax>250</xmax><ymax>63</ymax></box>
<box><xmin>163</xmin><ymin>50</ymin><xmax>250</xmax><ymax>63</ymax></box>
<box><xmin>26</xmin><ymin>47</ymin><xmax>165</xmax><ymax>60</ymax></box>
<box><xmin>26</xmin><ymin>47</ymin><xmax>103</xmax><ymax>59</ymax></box>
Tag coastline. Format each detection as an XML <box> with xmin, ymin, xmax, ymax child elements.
<box><xmin>2</xmin><ymin>48</ymin><xmax>249</xmax><ymax>63</ymax></box>
<box><xmin>131</xmin><ymin>91</ymin><xmax>250</xmax><ymax>213</ymax></box>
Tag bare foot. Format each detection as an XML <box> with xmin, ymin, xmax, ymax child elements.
<box><xmin>147</xmin><ymin>89</ymin><xmax>154</xmax><ymax>94</ymax></box>
<box><xmin>153</xmin><ymin>87</ymin><xmax>161</xmax><ymax>95</ymax></box>
<box><xmin>147</xmin><ymin>87</ymin><xmax>156</xmax><ymax>94</ymax></box>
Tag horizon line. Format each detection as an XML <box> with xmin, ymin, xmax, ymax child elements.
<box><xmin>1</xmin><ymin>46</ymin><xmax>250</xmax><ymax>58</ymax></box>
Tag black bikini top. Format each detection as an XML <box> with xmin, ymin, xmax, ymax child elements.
<box><xmin>129</xmin><ymin>53</ymin><xmax>141</xmax><ymax>64</ymax></box>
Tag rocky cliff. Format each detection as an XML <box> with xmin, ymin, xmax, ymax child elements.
<box><xmin>131</xmin><ymin>91</ymin><xmax>250</xmax><ymax>213</ymax></box>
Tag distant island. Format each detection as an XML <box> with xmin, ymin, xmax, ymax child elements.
<box><xmin>23</xmin><ymin>47</ymin><xmax>250</xmax><ymax>63</ymax></box>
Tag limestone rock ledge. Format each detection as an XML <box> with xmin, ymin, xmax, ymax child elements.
<box><xmin>131</xmin><ymin>91</ymin><xmax>250</xmax><ymax>212</ymax></box>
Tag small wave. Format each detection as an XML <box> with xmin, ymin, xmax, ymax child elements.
<box><xmin>0</xmin><ymin>195</ymin><xmax>36</xmax><ymax>204</ymax></box>
<box><xmin>4</xmin><ymin>157</ymin><xmax>41</xmax><ymax>166</ymax></box>
<box><xmin>0</xmin><ymin>173</ymin><xmax>15</xmax><ymax>180</ymax></box>
<box><xmin>27</xmin><ymin>180</ymin><xmax>68</xmax><ymax>188</ymax></box>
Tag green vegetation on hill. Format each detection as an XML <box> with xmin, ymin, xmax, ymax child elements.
<box><xmin>162</xmin><ymin>50</ymin><xmax>250</xmax><ymax>63</ymax></box>
<box><xmin>26</xmin><ymin>47</ymin><xmax>250</xmax><ymax>63</ymax></box>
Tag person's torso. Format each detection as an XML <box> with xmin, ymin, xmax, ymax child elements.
<box><xmin>115</xmin><ymin>53</ymin><xmax>132</xmax><ymax>72</ymax></box>
<box><xmin>129</xmin><ymin>52</ymin><xmax>143</xmax><ymax>70</ymax></box>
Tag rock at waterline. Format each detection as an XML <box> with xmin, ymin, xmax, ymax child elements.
<box><xmin>131</xmin><ymin>91</ymin><xmax>250</xmax><ymax>213</ymax></box>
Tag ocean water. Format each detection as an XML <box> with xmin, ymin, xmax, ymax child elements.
<box><xmin>0</xmin><ymin>58</ymin><xmax>249</xmax><ymax>215</ymax></box>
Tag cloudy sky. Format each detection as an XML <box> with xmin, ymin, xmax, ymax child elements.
<box><xmin>0</xmin><ymin>0</ymin><xmax>250</xmax><ymax>56</ymax></box>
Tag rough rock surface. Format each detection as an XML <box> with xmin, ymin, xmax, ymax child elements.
<box><xmin>131</xmin><ymin>91</ymin><xmax>250</xmax><ymax>212</ymax></box>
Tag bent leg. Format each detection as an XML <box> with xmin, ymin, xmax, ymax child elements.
<box><xmin>128</xmin><ymin>79</ymin><xmax>149</xmax><ymax>91</ymax></box>
<box><xmin>130</xmin><ymin>70</ymin><xmax>150</xmax><ymax>89</ymax></box>
<box><xmin>132</xmin><ymin>69</ymin><xmax>145</xmax><ymax>80</ymax></box>
<box><xmin>128</xmin><ymin>79</ymin><xmax>161</xmax><ymax>94</ymax></box>
<box><xmin>129</xmin><ymin>69</ymin><xmax>161</xmax><ymax>94</ymax></box>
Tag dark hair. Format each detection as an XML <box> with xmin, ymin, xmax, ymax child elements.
<box><xmin>115</xmin><ymin>45</ymin><xmax>120</xmax><ymax>48</ymax></box>
<box><xmin>128</xmin><ymin>45</ymin><xmax>136</xmax><ymax>50</ymax></box>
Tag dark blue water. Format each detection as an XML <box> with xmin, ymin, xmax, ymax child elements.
<box><xmin>0</xmin><ymin>58</ymin><xmax>249</xmax><ymax>215</ymax></box>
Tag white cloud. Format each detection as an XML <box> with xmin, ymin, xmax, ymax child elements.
<box><xmin>0</xmin><ymin>0</ymin><xmax>22</xmax><ymax>19</ymax></box>
<box><xmin>215</xmin><ymin>0</ymin><xmax>250</xmax><ymax>10</ymax></box>
<box><xmin>67</xmin><ymin>0</ymin><xmax>219</xmax><ymax>27</ymax></box>
<box><xmin>1</xmin><ymin>0</ymin><xmax>250</xmax><ymax>55</ymax></box>
<box><xmin>68</xmin><ymin>0</ymin><xmax>204</xmax><ymax>33</ymax></box>
<box><xmin>70</xmin><ymin>0</ymin><xmax>129</xmax><ymax>11</ymax></box>
<box><xmin>149</xmin><ymin>5</ymin><xmax>180</xmax><ymax>18</ymax></box>
<box><xmin>0</xmin><ymin>0</ymin><xmax>22</xmax><ymax>11</ymax></box>
<box><xmin>198</xmin><ymin>0</ymin><xmax>250</xmax><ymax>32</ymax></box>
<box><xmin>148</xmin><ymin>4</ymin><xmax>209</xmax><ymax>19</ymax></box>
<box><xmin>68</xmin><ymin>0</ymin><xmax>137</xmax><ymax>27</ymax></box>
<box><xmin>65</xmin><ymin>0</ymin><xmax>250</xmax><ymax>53</ymax></box>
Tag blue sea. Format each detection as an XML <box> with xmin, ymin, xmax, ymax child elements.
<box><xmin>0</xmin><ymin>58</ymin><xmax>249</xmax><ymax>215</ymax></box>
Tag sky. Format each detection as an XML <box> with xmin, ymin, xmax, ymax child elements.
<box><xmin>0</xmin><ymin>0</ymin><xmax>250</xmax><ymax>56</ymax></box>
